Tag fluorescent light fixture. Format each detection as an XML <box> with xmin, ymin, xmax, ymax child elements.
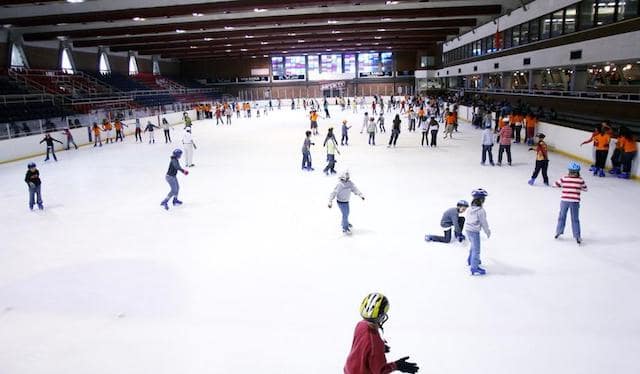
<box><xmin>245</xmin><ymin>35</ymin><xmax>254</xmax><ymax>38</ymax></box>
<box><xmin>66</xmin><ymin>0</ymin><xmax>85</xmax><ymax>3</ymax></box>
<box><xmin>337</xmin><ymin>38</ymin><xmax>343</xmax><ymax>41</ymax></box>
<box><xmin>326</xmin><ymin>48</ymin><xmax>332</xmax><ymax>51</ymax></box>
<box><xmin>287</xmin><ymin>33</ymin><xmax>296</xmax><ymax>36</ymax></box>
<box><xmin>381</xmin><ymin>17</ymin><xmax>392</xmax><ymax>21</ymax></box>
<box><xmin>377</xmin><ymin>29</ymin><xmax>386</xmax><ymax>31</ymax></box>
<box><xmin>204</xmin><ymin>37</ymin><xmax>213</xmax><ymax>41</ymax></box>
<box><xmin>297</xmin><ymin>40</ymin><xmax>305</xmax><ymax>43</ymax></box>
<box><xmin>254</xmin><ymin>8</ymin><xmax>267</xmax><ymax>12</ymax></box>
<box><xmin>251</xmin><ymin>56</ymin><xmax>257</xmax><ymax>59</ymax></box>
<box><xmin>224</xmin><ymin>26</ymin><xmax>234</xmax><ymax>30</ymax></box>
<box><xmin>263</xmin><ymin>55</ymin><xmax>269</xmax><ymax>57</ymax></box>
<box><xmin>261</xmin><ymin>41</ymin><xmax>268</xmax><ymax>45</ymax></box>
<box><xmin>327</xmin><ymin>20</ymin><xmax>337</xmax><ymax>24</ymax></box>
<box><xmin>225</xmin><ymin>49</ymin><xmax>232</xmax><ymax>52</ymax></box>
<box><xmin>331</xmin><ymin>30</ymin><xmax>341</xmax><ymax>34</ymax></box>
<box><xmin>225</xmin><ymin>44</ymin><xmax>232</xmax><ymax>46</ymax></box>
<box><xmin>192</xmin><ymin>12</ymin><xmax>204</xmax><ymax>17</ymax></box>
<box><xmin>241</xmin><ymin>48</ymin><xmax>248</xmax><ymax>51</ymax></box>
<box><xmin>176</xmin><ymin>29</ymin><xmax>186</xmax><ymax>33</ymax></box>
<box><xmin>374</xmin><ymin>36</ymin><xmax>382</xmax><ymax>39</ymax></box>
<box><xmin>282</xmin><ymin>51</ymin><xmax>288</xmax><ymax>54</ymax></box>
<box><xmin>56</xmin><ymin>23</ymin><xmax>69</xmax><ymax>26</ymax></box>
<box><xmin>132</xmin><ymin>17</ymin><xmax>146</xmax><ymax>21</ymax></box>
<box><xmin>190</xmin><ymin>46</ymin><xmax>198</xmax><ymax>49</ymax></box>
<box><xmin>386</xmin><ymin>1</ymin><xmax>399</xmax><ymax>4</ymax></box>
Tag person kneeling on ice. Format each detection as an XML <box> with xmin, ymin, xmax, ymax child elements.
<box><xmin>554</xmin><ymin>162</ymin><xmax>587</xmax><ymax>244</ymax></box>
<box><xmin>160</xmin><ymin>149</ymin><xmax>189</xmax><ymax>210</ymax></box>
<box><xmin>425</xmin><ymin>200</ymin><xmax>469</xmax><ymax>243</ymax></box>
<box><xmin>344</xmin><ymin>293</ymin><xmax>419</xmax><ymax>374</ymax></box>
<box><xmin>24</xmin><ymin>162</ymin><xmax>43</xmax><ymax>210</ymax></box>
<box><xmin>328</xmin><ymin>171</ymin><xmax>364</xmax><ymax>234</ymax></box>
<box><xmin>464</xmin><ymin>189</ymin><xmax>491</xmax><ymax>276</ymax></box>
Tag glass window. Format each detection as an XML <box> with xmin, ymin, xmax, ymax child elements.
<box><xmin>512</xmin><ymin>25</ymin><xmax>521</xmax><ymax>47</ymax></box>
<box><xmin>381</xmin><ymin>52</ymin><xmax>393</xmax><ymax>71</ymax></box>
<box><xmin>579</xmin><ymin>0</ymin><xmax>596</xmax><ymax>29</ymax></box>
<box><xmin>551</xmin><ymin>10</ymin><xmax>564</xmax><ymax>37</ymax></box>
<box><xmin>285</xmin><ymin>56</ymin><xmax>306</xmax><ymax>76</ymax></box>
<box><xmin>344</xmin><ymin>54</ymin><xmax>356</xmax><ymax>72</ymax></box>
<box><xmin>541</xmin><ymin>14</ymin><xmax>552</xmax><ymax>39</ymax></box>
<box><xmin>529</xmin><ymin>18</ymin><xmax>540</xmax><ymax>42</ymax></box>
<box><xmin>358</xmin><ymin>52</ymin><xmax>380</xmax><ymax>72</ymax></box>
<box><xmin>61</xmin><ymin>48</ymin><xmax>75</xmax><ymax>74</ymax></box>
<box><xmin>564</xmin><ymin>5</ymin><xmax>577</xmax><ymax>34</ymax></box>
<box><xmin>321</xmin><ymin>54</ymin><xmax>342</xmax><ymax>73</ymax></box>
<box><xmin>271</xmin><ymin>56</ymin><xmax>285</xmax><ymax>76</ymax></box>
<box><xmin>520</xmin><ymin>22</ymin><xmax>529</xmax><ymax>44</ymax></box>
<box><xmin>488</xmin><ymin>35</ymin><xmax>496</xmax><ymax>53</ymax></box>
<box><xmin>618</xmin><ymin>0</ymin><xmax>639</xmax><ymax>20</ymax></box>
<box><xmin>99</xmin><ymin>52</ymin><xmax>110</xmax><ymax>74</ymax></box>
<box><xmin>503</xmin><ymin>29</ymin><xmax>512</xmax><ymax>49</ymax></box>
<box><xmin>127</xmin><ymin>56</ymin><xmax>137</xmax><ymax>76</ymax></box>
<box><xmin>596</xmin><ymin>0</ymin><xmax>616</xmax><ymax>25</ymax></box>
<box><xmin>152</xmin><ymin>59</ymin><xmax>160</xmax><ymax>76</ymax></box>
<box><xmin>10</xmin><ymin>44</ymin><xmax>27</xmax><ymax>68</ymax></box>
<box><xmin>307</xmin><ymin>55</ymin><xmax>320</xmax><ymax>74</ymax></box>
<box><xmin>473</xmin><ymin>40</ymin><xmax>481</xmax><ymax>56</ymax></box>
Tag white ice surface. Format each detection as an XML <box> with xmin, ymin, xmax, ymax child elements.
<box><xmin>1</xmin><ymin>107</ymin><xmax>639</xmax><ymax>374</ymax></box>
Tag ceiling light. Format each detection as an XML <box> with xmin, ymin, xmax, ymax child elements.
<box><xmin>357</xmin><ymin>43</ymin><xmax>362</xmax><ymax>46</ymax></box>
<box><xmin>297</xmin><ymin>40</ymin><xmax>305</xmax><ymax>43</ymax></box>
<box><xmin>192</xmin><ymin>12</ymin><xmax>204</xmax><ymax>17</ymax></box>
<box><xmin>326</xmin><ymin>48</ymin><xmax>332</xmax><ymax>51</ymax></box>
<box><xmin>337</xmin><ymin>38</ymin><xmax>343</xmax><ymax>41</ymax></box>
<box><xmin>251</xmin><ymin>56</ymin><xmax>257</xmax><ymax>59</ymax></box>
<box><xmin>176</xmin><ymin>29</ymin><xmax>186</xmax><ymax>33</ymax></box>
<box><xmin>2</xmin><ymin>24</ymin><xmax>12</xmax><ymax>28</ymax></box>
<box><xmin>56</xmin><ymin>23</ymin><xmax>69</xmax><ymax>26</ymax></box>
<box><xmin>261</xmin><ymin>41</ymin><xmax>268</xmax><ymax>45</ymax></box>
<box><xmin>374</xmin><ymin>36</ymin><xmax>382</xmax><ymax>39</ymax></box>
<box><xmin>381</xmin><ymin>18</ymin><xmax>392</xmax><ymax>21</ymax></box>
<box><xmin>263</xmin><ymin>55</ymin><xmax>269</xmax><ymax>57</ymax></box>
<box><xmin>224</xmin><ymin>26</ymin><xmax>234</xmax><ymax>30</ymax></box>
<box><xmin>132</xmin><ymin>17</ymin><xmax>146</xmax><ymax>21</ymax></box>
<box><xmin>377</xmin><ymin>29</ymin><xmax>386</xmax><ymax>32</ymax></box>
<box><xmin>225</xmin><ymin>44</ymin><xmax>232</xmax><ymax>47</ymax></box>
<box><xmin>56</xmin><ymin>36</ymin><xmax>67</xmax><ymax>40</ymax></box>
<box><xmin>254</xmin><ymin>8</ymin><xmax>267</xmax><ymax>12</ymax></box>
<box><xmin>66</xmin><ymin>0</ymin><xmax>85</xmax><ymax>3</ymax></box>
<box><xmin>204</xmin><ymin>37</ymin><xmax>213</xmax><ymax>41</ymax></box>
<box><xmin>385</xmin><ymin>1</ymin><xmax>399</xmax><ymax>4</ymax></box>
<box><xmin>245</xmin><ymin>35</ymin><xmax>254</xmax><ymax>38</ymax></box>
<box><xmin>241</xmin><ymin>48</ymin><xmax>248</xmax><ymax>51</ymax></box>
<box><xmin>328</xmin><ymin>20</ymin><xmax>337</xmax><ymax>24</ymax></box>
<box><xmin>374</xmin><ymin>43</ymin><xmax>379</xmax><ymax>45</ymax></box>
<box><xmin>225</xmin><ymin>49</ymin><xmax>232</xmax><ymax>52</ymax></box>
<box><xmin>331</xmin><ymin>30</ymin><xmax>341</xmax><ymax>34</ymax></box>
<box><xmin>282</xmin><ymin>51</ymin><xmax>288</xmax><ymax>54</ymax></box>
<box><xmin>387</xmin><ymin>46</ymin><xmax>392</xmax><ymax>49</ymax></box>
<box><xmin>190</xmin><ymin>46</ymin><xmax>198</xmax><ymax>49</ymax></box>
<box><xmin>287</xmin><ymin>33</ymin><xmax>296</xmax><ymax>36</ymax></box>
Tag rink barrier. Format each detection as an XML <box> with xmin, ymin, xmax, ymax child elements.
<box><xmin>0</xmin><ymin>110</ymin><xmax>197</xmax><ymax>165</ymax></box>
<box><xmin>457</xmin><ymin>105</ymin><xmax>640</xmax><ymax>180</ymax></box>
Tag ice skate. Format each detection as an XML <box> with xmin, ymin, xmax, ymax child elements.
<box><xmin>424</xmin><ymin>235</ymin><xmax>432</xmax><ymax>242</ymax></box>
<box><xmin>172</xmin><ymin>198</ymin><xmax>183</xmax><ymax>206</ymax></box>
<box><xmin>470</xmin><ymin>267</ymin><xmax>486</xmax><ymax>276</ymax></box>
<box><xmin>37</xmin><ymin>203</ymin><xmax>43</xmax><ymax>210</ymax></box>
<box><xmin>528</xmin><ymin>179</ymin><xmax>535</xmax><ymax>185</ymax></box>
<box><xmin>598</xmin><ymin>169</ymin><xmax>605</xmax><ymax>177</ymax></box>
<box><xmin>160</xmin><ymin>201</ymin><xmax>169</xmax><ymax>210</ymax></box>
<box><xmin>618</xmin><ymin>172</ymin><xmax>630</xmax><ymax>179</ymax></box>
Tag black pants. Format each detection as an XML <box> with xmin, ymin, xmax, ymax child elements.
<box><xmin>498</xmin><ymin>145</ymin><xmax>512</xmax><ymax>164</ymax></box>
<box><xmin>341</xmin><ymin>134</ymin><xmax>348</xmax><ymax>145</ymax></box>
<box><xmin>430</xmin><ymin>130</ymin><xmax>438</xmax><ymax>147</ymax></box>
<box><xmin>595</xmin><ymin>150</ymin><xmax>608</xmax><ymax>169</ymax></box>
<box><xmin>115</xmin><ymin>129</ymin><xmax>123</xmax><ymax>142</ymax></box>
<box><xmin>622</xmin><ymin>151</ymin><xmax>637</xmax><ymax>173</ymax></box>
<box><xmin>430</xmin><ymin>217</ymin><xmax>465</xmax><ymax>243</ymax></box>
<box><xmin>482</xmin><ymin>145</ymin><xmax>494</xmax><ymax>164</ymax></box>
<box><xmin>514</xmin><ymin>125</ymin><xmax>522</xmax><ymax>143</ymax></box>
<box><xmin>323</xmin><ymin>154</ymin><xmax>336</xmax><ymax>174</ymax></box>
<box><xmin>410</xmin><ymin>119</ymin><xmax>416</xmax><ymax>131</ymax></box>
<box><xmin>369</xmin><ymin>132</ymin><xmax>376</xmax><ymax>145</ymax></box>
<box><xmin>611</xmin><ymin>148</ymin><xmax>622</xmax><ymax>169</ymax></box>
<box><xmin>421</xmin><ymin>131</ymin><xmax>428</xmax><ymax>146</ymax></box>
<box><xmin>164</xmin><ymin>129</ymin><xmax>171</xmax><ymax>143</ymax></box>
<box><xmin>226</xmin><ymin>116</ymin><xmax>231</xmax><ymax>124</ymax></box>
<box><xmin>388</xmin><ymin>131</ymin><xmax>399</xmax><ymax>146</ymax></box>
<box><xmin>135</xmin><ymin>128</ymin><xmax>142</xmax><ymax>141</ymax></box>
<box><xmin>531</xmin><ymin>160</ymin><xmax>549</xmax><ymax>184</ymax></box>
<box><xmin>45</xmin><ymin>146</ymin><xmax>57</xmax><ymax>161</ymax></box>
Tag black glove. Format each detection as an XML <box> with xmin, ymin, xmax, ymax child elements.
<box><xmin>395</xmin><ymin>356</ymin><xmax>419</xmax><ymax>373</ymax></box>
<box><xmin>384</xmin><ymin>344</ymin><xmax>390</xmax><ymax>353</ymax></box>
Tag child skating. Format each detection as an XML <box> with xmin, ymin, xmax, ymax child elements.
<box><xmin>301</xmin><ymin>130</ymin><xmax>314</xmax><ymax>171</ymax></box>
<box><xmin>425</xmin><ymin>200</ymin><xmax>469</xmax><ymax>243</ymax></box>
<box><xmin>341</xmin><ymin>120</ymin><xmax>351</xmax><ymax>146</ymax></box>
<box><xmin>62</xmin><ymin>128</ymin><xmax>78</xmax><ymax>150</ymax></box>
<box><xmin>481</xmin><ymin>123</ymin><xmax>495</xmax><ymax>166</ymax></box>
<box><xmin>377</xmin><ymin>113</ymin><xmax>386</xmax><ymax>133</ymax></box>
<box><xmin>160</xmin><ymin>149</ymin><xmax>189</xmax><ymax>210</ymax></box>
<box><xmin>328</xmin><ymin>171</ymin><xmax>365</xmax><ymax>234</ymax></box>
<box><xmin>144</xmin><ymin>121</ymin><xmax>160</xmax><ymax>144</ymax></box>
<box><xmin>39</xmin><ymin>133</ymin><xmax>63</xmax><ymax>161</ymax></box>
<box><xmin>134</xmin><ymin>119</ymin><xmax>143</xmax><ymax>142</ymax></box>
<box><xmin>323</xmin><ymin>127</ymin><xmax>340</xmax><ymax>175</ymax></box>
<box><xmin>554</xmin><ymin>162</ymin><xmax>587</xmax><ymax>244</ymax></box>
<box><xmin>92</xmin><ymin>122</ymin><xmax>103</xmax><ymax>147</ymax></box>
<box><xmin>464</xmin><ymin>189</ymin><xmax>491</xmax><ymax>275</ymax></box>
<box><xmin>182</xmin><ymin>128</ymin><xmax>197</xmax><ymax>167</ymax></box>
<box><xmin>344</xmin><ymin>293</ymin><xmax>419</xmax><ymax>374</ymax></box>
<box><xmin>528</xmin><ymin>133</ymin><xmax>550</xmax><ymax>186</ymax></box>
<box><xmin>367</xmin><ymin>117</ymin><xmax>377</xmax><ymax>146</ymax></box>
<box><xmin>24</xmin><ymin>162</ymin><xmax>43</xmax><ymax>210</ymax></box>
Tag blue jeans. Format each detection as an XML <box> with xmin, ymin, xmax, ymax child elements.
<box><xmin>466</xmin><ymin>231</ymin><xmax>481</xmax><ymax>268</ymax></box>
<box><xmin>163</xmin><ymin>175</ymin><xmax>179</xmax><ymax>202</ymax></box>
<box><xmin>556</xmin><ymin>201</ymin><xmax>581</xmax><ymax>239</ymax></box>
<box><xmin>302</xmin><ymin>151</ymin><xmax>311</xmax><ymax>169</ymax></box>
<box><xmin>337</xmin><ymin>201</ymin><xmax>350</xmax><ymax>231</ymax></box>
<box><xmin>28</xmin><ymin>184</ymin><xmax>42</xmax><ymax>208</ymax></box>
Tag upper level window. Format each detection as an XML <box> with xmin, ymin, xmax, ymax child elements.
<box><xmin>551</xmin><ymin>10</ymin><xmax>564</xmax><ymax>37</ymax></box>
<box><xmin>564</xmin><ymin>5</ymin><xmax>578</xmax><ymax>33</ymax></box>
<box><xmin>99</xmin><ymin>52</ymin><xmax>111</xmax><ymax>75</ymax></box>
<box><xmin>152</xmin><ymin>59</ymin><xmax>160</xmax><ymax>76</ymax></box>
<box><xmin>596</xmin><ymin>0</ymin><xmax>616</xmax><ymax>26</ymax></box>
<box><xmin>618</xmin><ymin>0</ymin><xmax>639</xmax><ymax>20</ymax></box>
<box><xmin>61</xmin><ymin>48</ymin><xmax>74</xmax><ymax>74</ymax></box>
<box><xmin>128</xmin><ymin>56</ymin><xmax>139</xmax><ymax>75</ymax></box>
<box><xmin>10</xmin><ymin>44</ymin><xmax>27</xmax><ymax>68</ymax></box>
<box><xmin>579</xmin><ymin>0</ymin><xmax>596</xmax><ymax>29</ymax></box>
<box><xmin>541</xmin><ymin>13</ymin><xmax>552</xmax><ymax>39</ymax></box>
<box><xmin>529</xmin><ymin>18</ymin><xmax>540</xmax><ymax>42</ymax></box>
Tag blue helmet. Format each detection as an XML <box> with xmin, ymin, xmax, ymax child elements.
<box><xmin>172</xmin><ymin>149</ymin><xmax>183</xmax><ymax>158</ymax></box>
<box><xmin>471</xmin><ymin>188</ymin><xmax>489</xmax><ymax>199</ymax></box>
<box><xmin>457</xmin><ymin>200</ymin><xmax>469</xmax><ymax>207</ymax></box>
<box><xmin>568</xmin><ymin>162</ymin><xmax>581</xmax><ymax>172</ymax></box>
<box><xmin>27</xmin><ymin>162</ymin><xmax>36</xmax><ymax>168</ymax></box>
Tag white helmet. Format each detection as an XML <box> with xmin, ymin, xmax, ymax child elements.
<box><xmin>339</xmin><ymin>170</ymin><xmax>350</xmax><ymax>181</ymax></box>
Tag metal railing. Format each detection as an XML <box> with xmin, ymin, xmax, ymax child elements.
<box><xmin>450</xmin><ymin>87</ymin><xmax>640</xmax><ymax>102</ymax></box>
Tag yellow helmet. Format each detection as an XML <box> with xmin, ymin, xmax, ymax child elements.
<box><xmin>359</xmin><ymin>293</ymin><xmax>390</xmax><ymax>325</ymax></box>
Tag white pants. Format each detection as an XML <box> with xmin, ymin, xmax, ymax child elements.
<box><xmin>184</xmin><ymin>144</ymin><xmax>194</xmax><ymax>165</ymax></box>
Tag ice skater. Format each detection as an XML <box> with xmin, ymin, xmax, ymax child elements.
<box><xmin>182</xmin><ymin>128</ymin><xmax>197</xmax><ymax>167</ymax></box>
<box><xmin>429</xmin><ymin>116</ymin><xmax>439</xmax><ymax>147</ymax></box>
<box><xmin>328</xmin><ymin>170</ymin><xmax>365</xmax><ymax>234</ymax></box>
<box><xmin>344</xmin><ymin>293</ymin><xmax>419</xmax><ymax>374</ymax></box>
<box><xmin>554</xmin><ymin>162</ymin><xmax>587</xmax><ymax>244</ymax></box>
<box><xmin>442</xmin><ymin>110</ymin><xmax>455</xmax><ymax>139</ymax></box>
<box><xmin>62</xmin><ymin>128</ymin><xmax>78</xmax><ymax>150</ymax></box>
<box><xmin>102</xmin><ymin>119</ymin><xmax>114</xmax><ymax>144</ymax></box>
<box><xmin>377</xmin><ymin>113</ymin><xmax>386</xmax><ymax>133</ymax></box>
<box><xmin>367</xmin><ymin>117</ymin><xmax>377</xmax><ymax>146</ymax></box>
<box><xmin>183</xmin><ymin>113</ymin><xmax>193</xmax><ymax>130</ymax></box>
<box><xmin>481</xmin><ymin>124</ymin><xmax>495</xmax><ymax>166</ymax></box>
<box><xmin>388</xmin><ymin>114</ymin><xmax>401</xmax><ymax>148</ymax></box>
<box><xmin>114</xmin><ymin>119</ymin><xmax>127</xmax><ymax>142</ymax></box>
<box><xmin>323</xmin><ymin>127</ymin><xmax>340</xmax><ymax>175</ymax></box>
<box><xmin>419</xmin><ymin>114</ymin><xmax>429</xmax><ymax>147</ymax></box>
<box><xmin>162</xmin><ymin>118</ymin><xmax>172</xmax><ymax>143</ymax></box>
<box><xmin>580</xmin><ymin>125</ymin><xmax>610</xmax><ymax>177</ymax></box>
<box><xmin>616</xmin><ymin>128</ymin><xmax>637</xmax><ymax>179</ymax></box>
<box><xmin>425</xmin><ymin>200</ymin><xmax>469</xmax><ymax>243</ymax></box>
<box><xmin>497</xmin><ymin>122</ymin><xmax>513</xmax><ymax>166</ymax></box>
<box><xmin>341</xmin><ymin>120</ymin><xmax>351</xmax><ymax>146</ymax></box>
<box><xmin>360</xmin><ymin>112</ymin><xmax>369</xmax><ymax>133</ymax></box>
<box><xmin>160</xmin><ymin>149</ymin><xmax>189</xmax><ymax>210</ymax></box>
<box><xmin>134</xmin><ymin>119</ymin><xmax>143</xmax><ymax>142</ymax></box>
<box><xmin>39</xmin><ymin>133</ymin><xmax>63</xmax><ymax>161</ymax></box>
<box><xmin>92</xmin><ymin>122</ymin><xmax>103</xmax><ymax>147</ymax></box>
<box><xmin>464</xmin><ymin>188</ymin><xmax>491</xmax><ymax>275</ymax></box>
<box><xmin>144</xmin><ymin>121</ymin><xmax>160</xmax><ymax>144</ymax></box>
<box><xmin>301</xmin><ymin>130</ymin><xmax>314</xmax><ymax>171</ymax></box>
<box><xmin>310</xmin><ymin>110</ymin><xmax>319</xmax><ymax>135</ymax></box>
<box><xmin>24</xmin><ymin>162</ymin><xmax>43</xmax><ymax>210</ymax></box>
<box><xmin>528</xmin><ymin>133</ymin><xmax>550</xmax><ymax>186</ymax></box>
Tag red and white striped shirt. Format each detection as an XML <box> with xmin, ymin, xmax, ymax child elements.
<box><xmin>555</xmin><ymin>175</ymin><xmax>587</xmax><ymax>202</ymax></box>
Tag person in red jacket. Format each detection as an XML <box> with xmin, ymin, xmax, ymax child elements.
<box><xmin>344</xmin><ymin>293</ymin><xmax>419</xmax><ymax>374</ymax></box>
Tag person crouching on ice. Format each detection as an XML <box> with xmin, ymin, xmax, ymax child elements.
<box><xmin>344</xmin><ymin>293</ymin><xmax>419</xmax><ymax>374</ymax></box>
<box><xmin>425</xmin><ymin>200</ymin><xmax>469</xmax><ymax>243</ymax></box>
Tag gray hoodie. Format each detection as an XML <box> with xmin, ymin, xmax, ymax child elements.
<box><xmin>440</xmin><ymin>207</ymin><xmax>462</xmax><ymax>232</ymax></box>
<box><xmin>464</xmin><ymin>206</ymin><xmax>490</xmax><ymax>236</ymax></box>
<box><xmin>329</xmin><ymin>180</ymin><xmax>363</xmax><ymax>203</ymax></box>
<box><xmin>482</xmin><ymin>128</ymin><xmax>494</xmax><ymax>146</ymax></box>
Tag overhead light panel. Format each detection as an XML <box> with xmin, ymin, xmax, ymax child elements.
<box><xmin>66</xmin><ymin>0</ymin><xmax>85</xmax><ymax>3</ymax></box>
<box><xmin>385</xmin><ymin>1</ymin><xmax>399</xmax><ymax>4</ymax></box>
<box><xmin>245</xmin><ymin>35</ymin><xmax>254</xmax><ymax>38</ymax></box>
<box><xmin>225</xmin><ymin>49</ymin><xmax>232</xmax><ymax>52</ymax></box>
<box><xmin>176</xmin><ymin>29</ymin><xmax>186</xmax><ymax>33</ymax></box>
<box><xmin>204</xmin><ymin>37</ymin><xmax>213</xmax><ymax>41</ymax></box>
<box><xmin>327</xmin><ymin>20</ymin><xmax>337</xmax><ymax>24</ymax></box>
<box><xmin>241</xmin><ymin>48</ymin><xmax>248</xmax><ymax>51</ymax></box>
<box><xmin>287</xmin><ymin>33</ymin><xmax>296</xmax><ymax>36</ymax></box>
<box><xmin>132</xmin><ymin>17</ymin><xmax>146</xmax><ymax>21</ymax></box>
<box><xmin>192</xmin><ymin>13</ymin><xmax>204</xmax><ymax>17</ymax></box>
<box><xmin>261</xmin><ymin>41</ymin><xmax>269</xmax><ymax>45</ymax></box>
<box><xmin>224</xmin><ymin>26</ymin><xmax>234</xmax><ymax>30</ymax></box>
<box><xmin>254</xmin><ymin>8</ymin><xmax>267</xmax><ymax>12</ymax></box>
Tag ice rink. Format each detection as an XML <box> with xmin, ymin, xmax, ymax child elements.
<box><xmin>1</xmin><ymin>105</ymin><xmax>639</xmax><ymax>374</ymax></box>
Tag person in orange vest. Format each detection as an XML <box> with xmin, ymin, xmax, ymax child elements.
<box><xmin>102</xmin><ymin>119</ymin><xmax>114</xmax><ymax>144</ymax></box>
<box><xmin>618</xmin><ymin>127</ymin><xmax>637</xmax><ymax>179</ymax></box>
<box><xmin>528</xmin><ymin>133</ymin><xmax>550</xmax><ymax>186</ymax></box>
<box><xmin>114</xmin><ymin>119</ymin><xmax>127</xmax><ymax>142</ymax></box>
<box><xmin>92</xmin><ymin>122</ymin><xmax>102</xmax><ymax>147</ymax></box>
<box><xmin>443</xmin><ymin>110</ymin><xmax>456</xmax><ymax>139</ymax></box>
<box><xmin>309</xmin><ymin>110</ymin><xmax>319</xmax><ymax>135</ymax></box>
<box><xmin>609</xmin><ymin>127</ymin><xmax>624</xmax><ymax>175</ymax></box>
<box><xmin>581</xmin><ymin>125</ymin><xmax>611</xmax><ymax>177</ymax></box>
<box><xmin>513</xmin><ymin>111</ymin><xmax>524</xmax><ymax>144</ymax></box>
<box><xmin>524</xmin><ymin>112</ymin><xmax>537</xmax><ymax>146</ymax></box>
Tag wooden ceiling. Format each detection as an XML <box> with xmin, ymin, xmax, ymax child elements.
<box><xmin>0</xmin><ymin>0</ymin><xmax>510</xmax><ymax>61</ymax></box>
